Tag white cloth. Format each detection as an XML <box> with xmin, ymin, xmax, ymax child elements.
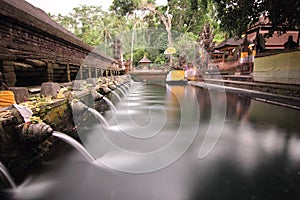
<box><xmin>13</xmin><ymin>104</ymin><xmax>33</xmax><ymax>123</ymax></box>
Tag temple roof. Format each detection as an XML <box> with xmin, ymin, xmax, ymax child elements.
<box><xmin>139</xmin><ymin>55</ymin><xmax>152</xmax><ymax>63</ymax></box>
<box><xmin>214</xmin><ymin>38</ymin><xmax>243</xmax><ymax>50</ymax></box>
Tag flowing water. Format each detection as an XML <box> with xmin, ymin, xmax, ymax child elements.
<box><xmin>88</xmin><ymin>108</ymin><xmax>110</xmax><ymax>127</ymax></box>
<box><xmin>1</xmin><ymin>83</ymin><xmax>300</xmax><ymax>200</ymax></box>
<box><xmin>120</xmin><ymin>85</ymin><xmax>129</xmax><ymax>95</ymax></box>
<box><xmin>111</xmin><ymin>91</ymin><xmax>122</xmax><ymax>103</ymax></box>
<box><xmin>0</xmin><ymin>162</ymin><xmax>16</xmax><ymax>189</ymax></box>
<box><xmin>52</xmin><ymin>131</ymin><xmax>95</xmax><ymax>162</ymax></box>
<box><xmin>116</xmin><ymin>87</ymin><xmax>127</xmax><ymax>97</ymax></box>
<box><xmin>103</xmin><ymin>96</ymin><xmax>117</xmax><ymax>112</ymax></box>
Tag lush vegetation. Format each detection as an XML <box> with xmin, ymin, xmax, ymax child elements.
<box><xmin>213</xmin><ymin>0</ymin><xmax>300</xmax><ymax>38</ymax></box>
<box><xmin>50</xmin><ymin>0</ymin><xmax>299</xmax><ymax>67</ymax></box>
<box><xmin>49</xmin><ymin>0</ymin><xmax>225</xmax><ymax>67</ymax></box>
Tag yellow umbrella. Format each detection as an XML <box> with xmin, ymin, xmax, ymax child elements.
<box><xmin>164</xmin><ymin>47</ymin><xmax>176</xmax><ymax>55</ymax></box>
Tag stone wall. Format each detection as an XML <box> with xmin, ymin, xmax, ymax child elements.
<box><xmin>253</xmin><ymin>51</ymin><xmax>300</xmax><ymax>85</ymax></box>
<box><xmin>0</xmin><ymin>92</ymin><xmax>89</xmax><ymax>178</ymax></box>
<box><xmin>0</xmin><ymin>0</ymin><xmax>113</xmax><ymax>87</ymax></box>
<box><xmin>130</xmin><ymin>71</ymin><xmax>167</xmax><ymax>83</ymax></box>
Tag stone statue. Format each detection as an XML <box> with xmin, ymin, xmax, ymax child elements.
<box><xmin>111</xmin><ymin>39</ymin><xmax>123</xmax><ymax>68</ymax></box>
<box><xmin>284</xmin><ymin>35</ymin><xmax>298</xmax><ymax>51</ymax></box>
<box><xmin>178</xmin><ymin>53</ymin><xmax>186</xmax><ymax>68</ymax></box>
<box><xmin>198</xmin><ymin>24</ymin><xmax>215</xmax><ymax>52</ymax></box>
<box><xmin>0</xmin><ymin>72</ymin><xmax>8</xmax><ymax>90</ymax></box>
<box><xmin>196</xmin><ymin>23</ymin><xmax>215</xmax><ymax>69</ymax></box>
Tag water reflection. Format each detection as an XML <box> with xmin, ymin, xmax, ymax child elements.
<box><xmin>189</xmin><ymin>87</ymin><xmax>300</xmax><ymax>200</ymax></box>
<box><xmin>1</xmin><ymin>84</ymin><xmax>299</xmax><ymax>200</ymax></box>
<box><xmin>189</xmin><ymin>125</ymin><xmax>300</xmax><ymax>200</ymax></box>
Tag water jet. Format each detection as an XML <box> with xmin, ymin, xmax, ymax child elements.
<box><xmin>0</xmin><ymin>162</ymin><xmax>16</xmax><ymax>189</ymax></box>
<box><xmin>52</xmin><ymin>131</ymin><xmax>95</xmax><ymax>162</ymax></box>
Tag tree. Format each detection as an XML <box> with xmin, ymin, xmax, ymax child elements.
<box><xmin>51</xmin><ymin>5</ymin><xmax>105</xmax><ymax>46</ymax></box>
<box><xmin>167</xmin><ymin>0</ymin><xmax>212</xmax><ymax>34</ymax></box>
<box><xmin>109</xmin><ymin>0</ymin><xmax>155</xmax><ymax>16</ymax></box>
<box><xmin>213</xmin><ymin>0</ymin><xmax>300</xmax><ymax>37</ymax></box>
<box><xmin>51</xmin><ymin>5</ymin><xmax>127</xmax><ymax>47</ymax></box>
<box><xmin>99</xmin><ymin>12</ymin><xmax>127</xmax><ymax>52</ymax></box>
<box><xmin>110</xmin><ymin>0</ymin><xmax>137</xmax><ymax>16</ymax></box>
<box><xmin>264</xmin><ymin>0</ymin><xmax>300</xmax><ymax>36</ymax></box>
<box><xmin>145</xmin><ymin>5</ymin><xmax>173</xmax><ymax>47</ymax></box>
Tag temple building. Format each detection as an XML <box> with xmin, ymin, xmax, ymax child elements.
<box><xmin>246</xmin><ymin>17</ymin><xmax>299</xmax><ymax>51</ymax></box>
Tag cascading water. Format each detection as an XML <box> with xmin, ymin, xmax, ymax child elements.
<box><xmin>120</xmin><ymin>85</ymin><xmax>128</xmax><ymax>95</ymax></box>
<box><xmin>0</xmin><ymin>162</ymin><xmax>16</xmax><ymax>189</ymax></box>
<box><xmin>103</xmin><ymin>96</ymin><xmax>117</xmax><ymax>112</ymax></box>
<box><xmin>111</xmin><ymin>91</ymin><xmax>122</xmax><ymax>103</ymax></box>
<box><xmin>88</xmin><ymin>108</ymin><xmax>110</xmax><ymax>127</ymax></box>
<box><xmin>123</xmin><ymin>84</ymin><xmax>131</xmax><ymax>93</ymax></box>
<box><xmin>52</xmin><ymin>131</ymin><xmax>95</xmax><ymax>162</ymax></box>
<box><xmin>116</xmin><ymin>87</ymin><xmax>127</xmax><ymax>97</ymax></box>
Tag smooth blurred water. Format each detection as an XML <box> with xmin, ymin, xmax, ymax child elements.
<box><xmin>1</xmin><ymin>84</ymin><xmax>300</xmax><ymax>200</ymax></box>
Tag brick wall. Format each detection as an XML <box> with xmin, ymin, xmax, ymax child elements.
<box><xmin>0</xmin><ymin>0</ymin><xmax>113</xmax><ymax>86</ymax></box>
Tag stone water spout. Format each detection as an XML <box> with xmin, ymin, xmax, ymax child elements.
<box><xmin>70</xmin><ymin>100</ymin><xmax>88</xmax><ymax>114</ymax></box>
<box><xmin>70</xmin><ymin>99</ymin><xmax>110</xmax><ymax>127</ymax></box>
<box><xmin>98</xmin><ymin>84</ymin><xmax>112</xmax><ymax>95</ymax></box>
<box><xmin>91</xmin><ymin>91</ymin><xmax>103</xmax><ymax>101</ymax></box>
<box><xmin>20</xmin><ymin>120</ymin><xmax>96</xmax><ymax>163</ymax></box>
<box><xmin>108</xmin><ymin>82</ymin><xmax>117</xmax><ymax>90</ymax></box>
<box><xmin>17</xmin><ymin>123</ymin><xmax>53</xmax><ymax>143</ymax></box>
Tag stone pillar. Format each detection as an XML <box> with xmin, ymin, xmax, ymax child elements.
<box><xmin>9</xmin><ymin>87</ymin><xmax>29</xmax><ymax>103</ymax></box>
<box><xmin>88</xmin><ymin>67</ymin><xmax>92</xmax><ymax>78</ymax></box>
<box><xmin>95</xmin><ymin>67</ymin><xmax>98</xmax><ymax>78</ymax></box>
<box><xmin>40</xmin><ymin>82</ymin><xmax>60</xmax><ymax>98</ymax></box>
<box><xmin>66</xmin><ymin>64</ymin><xmax>71</xmax><ymax>82</ymax></box>
<box><xmin>0</xmin><ymin>61</ymin><xmax>17</xmax><ymax>87</ymax></box>
<box><xmin>99</xmin><ymin>68</ymin><xmax>102</xmax><ymax>77</ymax></box>
<box><xmin>79</xmin><ymin>67</ymin><xmax>83</xmax><ymax>80</ymax></box>
<box><xmin>47</xmin><ymin>62</ymin><xmax>54</xmax><ymax>82</ymax></box>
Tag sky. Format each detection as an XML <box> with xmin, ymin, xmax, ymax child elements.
<box><xmin>25</xmin><ymin>0</ymin><xmax>167</xmax><ymax>15</ymax></box>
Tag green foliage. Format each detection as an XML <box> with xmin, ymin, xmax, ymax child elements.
<box><xmin>109</xmin><ymin>0</ymin><xmax>155</xmax><ymax>16</ymax></box>
<box><xmin>49</xmin><ymin>1</ymin><xmax>227</xmax><ymax>67</ymax></box>
<box><xmin>110</xmin><ymin>0</ymin><xmax>136</xmax><ymax>16</ymax></box>
<box><xmin>166</xmin><ymin>0</ymin><xmax>214</xmax><ymax>34</ymax></box>
<box><xmin>213</xmin><ymin>0</ymin><xmax>263</xmax><ymax>37</ymax></box>
<box><xmin>264</xmin><ymin>0</ymin><xmax>300</xmax><ymax>35</ymax></box>
<box><xmin>51</xmin><ymin>5</ymin><xmax>127</xmax><ymax>47</ymax></box>
<box><xmin>213</xmin><ymin>0</ymin><xmax>300</xmax><ymax>37</ymax></box>
<box><xmin>121</xmin><ymin>28</ymin><xmax>169</xmax><ymax>67</ymax></box>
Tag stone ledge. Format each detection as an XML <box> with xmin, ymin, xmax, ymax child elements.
<box><xmin>190</xmin><ymin>81</ymin><xmax>300</xmax><ymax>109</ymax></box>
<box><xmin>203</xmin><ymin>78</ymin><xmax>300</xmax><ymax>98</ymax></box>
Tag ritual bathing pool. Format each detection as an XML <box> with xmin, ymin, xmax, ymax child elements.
<box><xmin>1</xmin><ymin>82</ymin><xmax>300</xmax><ymax>200</ymax></box>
